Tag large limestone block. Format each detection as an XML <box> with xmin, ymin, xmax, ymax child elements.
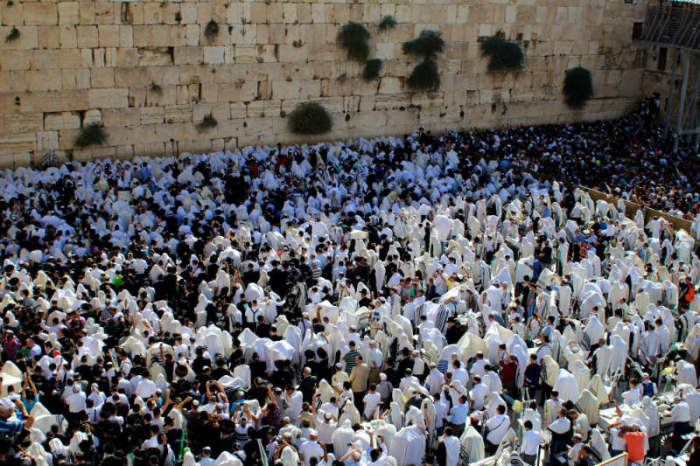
<box><xmin>58</xmin><ymin>2</ymin><xmax>79</xmax><ymax>25</ymax></box>
<box><xmin>217</xmin><ymin>81</ymin><xmax>258</xmax><ymax>102</ymax></box>
<box><xmin>0</xmin><ymin>50</ymin><xmax>29</xmax><ymax>71</ymax></box>
<box><xmin>272</xmin><ymin>79</ymin><xmax>321</xmax><ymax>100</ymax></box>
<box><xmin>378</xmin><ymin>77</ymin><xmax>402</xmax><ymax>95</ymax></box>
<box><xmin>98</xmin><ymin>25</ymin><xmax>120</xmax><ymax>48</ymax></box>
<box><xmin>77</xmin><ymin>26</ymin><xmax>98</xmax><ymax>48</ymax></box>
<box><xmin>37</xmin><ymin>131</ymin><xmax>60</xmax><ymax>151</ymax></box>
<box><xmin>26</xmin><ymin>70</ymin><xmax>62</xmax><ymax>92</ymax></box>
<box><xmin>6</xmin><ymin>113</ymin><xmax>44</xmax><ymax>134</ymax></box>
<box><xmin>204</xmin><ymin>46</ymin><xmax>225</xmax><ymax>64</ymax></box>
<box><xmin>44</xmin><ymin>112</ymin><xmax>81</xmax><ymax>131</ymax></box>
<box><xmin>88</xmin><ymin>89</ymin><xmax>129</xmax><ymax>109</ymax></box>
<box><xmin>139</xmin><ymin>107</ymin><xmax>164</xmax><ymax>126</ymax></box>
<box><xmin>24</xmin><ymin>3</ymin><xmax>58</xmax><ymax>26</ymax></box>
<box><xmin>37</xmin><ymin>26</ymin><xmax>61</xmax><ymax>49</ymax></box>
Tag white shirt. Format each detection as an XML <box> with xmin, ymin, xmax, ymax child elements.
<box><xmin>520</xmin><ymin>429</ymin><xmax>543</xmax><ymax>456</ymax></box>
<box><xmin>300</xmin><ymin>440</ymin><xmax>324</xmax><ymax>466</ymax></box>
<box><xmin>363</xmin><ymin>392</ymin><xmax>381</xmax><ymax>419</ymax></box>
<box><xmin>671</xmin><ymin>401</ymin><xmax>690</xmax><ymax>423</ymax></box>
<box><xmin>67</xmin><ymin>391</ymin><xmax>86</xmax><ymax>413</ymax></box>
<box><xmin>622</xmin><ymin>388</ymin><xmax>640</xmax><ymax>406</ymax></box>
<box><xmin>470</xmin><ymin>383</ymin><xmax>488</xmax><ymax>410</ymax></box>
<box><xmin>471</xmin><ymin>360</ymin><xmax>488</xmax><ymax>377</ymax></box>
<box><xmin>452</xmin><ymin>367</ymin><xmax>469</xmax><ymax>387</ymax></box>
<box><xmin>135</xmin><ymin>379</ymin><xmax>157</xmax><ymax>399</ymax></box>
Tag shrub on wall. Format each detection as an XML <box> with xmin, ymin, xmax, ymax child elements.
<box><xmin>288</xmin><ymin>102</ymin><xmax>333</xmax><ymax>135</ymax></box>
<box><xmin>481</xmin><ymin>34</ymin><xmax>524</xmax><ymax>72</ymax></box>
<box><xmin>563</xmin><ymin>67</ymin><xmax>594</xmax><ymax>109</ymax></box>
<box><xmin>407</xmin><ymin>60</ymin><xmax>440</xmax><ymax>91</ymax></box>
<box><xmin>196</xmin><ymin>113</ymin><xmax>218</xmax><ymax>132</ymax></box>
<box><xmin>379</xmin><ymin>15</ymin><xmax>397</xmax><ymax>31</ymax></box>
<box><xmin>363</xmin><ymin>59</ymin><xmax>382</xmax><ymax>81</ymax></box>
<box><xmin>74</xmin><ymin>124</ymin><xmax>107</xmax><ymax>148</ymax></box>
<box><xmin>5</xmin><ymin>26</ymin><xmax>19</xmax><ymax>42</ymax></box>
<box><xmin>204</xmin><ymin>20</ymin><xmax>219</xmax><ymax>41</ymax></box>
<box><xmin>403</xmin><ymin>30</ymin><xmax>445</xmax><ymax>60</ymax></box>
<box><xmin>338</xmin><ymin>22</ymin><xmax>370</xmax><ymax>62</ymax></box>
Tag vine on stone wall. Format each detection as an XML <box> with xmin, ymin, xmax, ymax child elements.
<box><xmin>75</xmin><ymin>124</ymin><xmax>107</xmax><ymax>148</ymax></box>
<box><xmin>563</xmin><ymin>67</ymin><xmax>594</xmax><ymax>109</ymax></box>
<box><xmin>403</xmin><ymin>30</ymin><xmax>444</xmax><ymax>92</ymax></box>
<box><xmin>481</xmin><ymin>32</ymin><xmax>524</xmax><ymax>73</ymax></box>
<box><xmin>338</xmin><ymin>22</ymin><xmax>370</xmax><ymax>62</ymax></box>
<box><xmin>288</xmin><ymin>102</ymin><xmax>333</xmax><ymax>135</ymax></box>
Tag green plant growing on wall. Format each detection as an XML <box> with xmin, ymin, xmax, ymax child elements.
<box><xmin>363</xmin><ymin>59</ymin><xmax>382</xmax><ymax>81</ymax></box>
<box><xmin>149</xmin><ymin>82</ymin><xmax>163</xmax><ymax>95</ymax></box>
<box><xmin>338</xmin><ymin>22</ymin><xmax>370</xmax><ymax>62</ymax></box>
<box><xmin>5</xmin><ymin>26</ymin><xmax>20</xmax><ymax>42</ymax></box>
<box><xmin>379</xmin><ymin>15</ymin><xmax>397</xmax><ymax>31</ymax></box>
<box><xmin>403</xmin><ymin>30</ymin><xmax>444</xmax><ymax>92</ymax></box>
<box><xmin>196</xmin><ymin>113</ymin><xmax>218</xmax><ymax>132</ymax></box>
<box><xmin>288</xmin><ymin>102</ymin><xmax>332</xmax><ymax>135</ymax></box>
<box><xmin>204</xmin><ymin>20</ymin><xmax>219</xmax><ymax>41</ymax></box>
<box><xmin>563</xmin><ymin>66</ymin><xmax>594</xmax><ymax>109</ymax></box>
<box><xmin>407</xmin><ymin>60</ymin><xmax>440</xmax><ymax>91</ymax></box>
<box><xmin>75</xmin><ymin>124</ymin><xmax>108</xmax><ymax>148</ymax></box>
<box><xmin>402</xmin><ymin>30</ymin><xmax>444</xmax><ymax>60</ymax></box>
<box><xmin>481</xmin><ymin>33</ymin><xmax>524</xmax><ymax>72</ymax></box>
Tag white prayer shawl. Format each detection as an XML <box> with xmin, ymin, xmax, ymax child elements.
<box><xmin>460</xmin><ymin>425</ymin><xmax>485</xmax><ymax>464</ymax></box>
<box><xmin>576</xmin><ymin>389</ymin><xmax>600</xmax><ymax>425</ymax></box>
<box><xmin>552</xmin><ymin>368</ymin><xmax>579</xmax><ymax>403</ymax></box>
<box><xmin>390</xmin><ymin>425</ymin><xmax>426</xmax><ymax>466</ymax></box>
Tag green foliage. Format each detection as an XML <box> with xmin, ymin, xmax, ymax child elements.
<box><xmin>363</xmin><ymin>58</ymin><xmax>382</xmax><ymax>81</ymax></box>
<box><xmin>379</xmin><ymin>15</ymin><xmax>397</xmax><ymax>31</ymax></box>
<box><xmin>5</xmin><ymin>26</ymin><xmax>19</xmax><ymax>42</ymax></box>
<box><xmin>402</xmin><ymin>30</ymin><xmax>444</xmax><ymax>60</ymax></box>
<box><xmin>149</xmin><ymin>82</ymin><xmax>162</xmax><ymax>95</ymax></box>
<box><xmin>196</xmin><ymin>113</ymin><xmax>218</xmax><ymax>132</ymax></box>
<box><xmin>338</xmin><ymin>22</ymin><xmax>370</xmax><ymax>62</ymax></box>
<box><xmin>288</xmin><ymin>102</ymin><xmax>333</xmax><ymax>135</ymax></box>
<box><xmin>407</xmin><ymin>60</ymin><xmax>440</xmax><ymax>91</ymax></box>
<box><xmin>563</xmin><ymin>66</ymin><xmax>594</xmax><ymax>109</ymax></box>
<box><xmin>204</xmin><ymin>20</ymin><xmax>219</xmax><ymax>40</ymax></box>
<box><xmin>74</xmin><ymin>124</ymin><xmax>107</xmax><ymax>148</ymax></box>
<box><xmin>481</xmin><ymin>35</ymin><xmax>524</xmax><ymax>72</ymax></box>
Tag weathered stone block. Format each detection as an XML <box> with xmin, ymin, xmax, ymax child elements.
<box><xmin>44</xmin><ymin>112</ymin><xmax>81</xmax><ymax>131</ymax></box>
<box><xmin>203</xmin><ymin>46</ymin><xmax>225</xmax><ymax>64</ymax></box>
<box><xmin>77</xmin><ymin>26</ymin><xmax>98</xmax><ymax>48</ymax></box>
<box><xmin>98</xmin><ymin>25</ymin><xmax>120</xmax><ymax>48</ymax></box>
<box><xmin>83</xmin><ymin>109</ymin><xmax>102</xmax><ymax>126</ymax></box>
<box><xmin>24</xmin><ymin>3</ymin><xmax>58</xmax><ymax>26</ymax></box>
<box><xmin>88</xmin><ymin>89</ymin><xmax>129</xmax><ymax>109</ymax></box>
<box><xmin>58</xmin><ymin>2</ymin><xmax>79</xmax><ymax>25</ymax></box>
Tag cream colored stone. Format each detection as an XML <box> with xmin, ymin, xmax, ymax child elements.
<box><xmin>203</xmin><ymin>46</ymin><xmax>225</xmax><ymax>64</ymax></box>
<box><xmin>24</xmin><ymin>3</ymin><xmax>58</xmax><ymax>26</ymax></box>
<box><xmin>44</xmin><ymin>112</ymin><xmax>81</xmax><ymax>131</ymax></box>
<box><xmin>58</xmin><ymin>2</ymin><xmax>79</xmax><ymax>25</ymax></box>
<box><xmin>88</xmin><ymin>89</ymin><xmax>129</xmax><ymax>109</ymax></box>
<box><xmin>77</xmin><ymin>26</ymin><xmax>98</xmax><ymax>48</ymax></box>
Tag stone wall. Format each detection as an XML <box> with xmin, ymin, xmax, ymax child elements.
<box><xmin>0</xmin><ymin>0</ymin><xmax>650</xmax><ymax>167</ymax></box>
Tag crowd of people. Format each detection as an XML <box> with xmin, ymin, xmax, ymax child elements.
<box><xmin>0</xmin><ymin>102</ymin><xmax>699</xmax><ymax>466</ymax></box>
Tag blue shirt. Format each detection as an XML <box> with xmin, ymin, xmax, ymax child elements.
<box><xmin>449</xmin><ymin>403</ymin><xmax>469</xmax><ymax>425</ymax></box>
<box><xmin>0</xmin><ymin>411</ymin><xmax>24</xmax><ymax>437</ymax></box>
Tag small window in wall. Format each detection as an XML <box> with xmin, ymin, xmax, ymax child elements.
<box><xmin>624</xmin><ymin>0</ymin><xmax>635</xmax><ymax>4</ymax></box>
<box><xmin>632</xmin><ymin>22</ymin><xmax>643</xmax><ymax>40</ymax></box>
<box><xmin>658</xmin><ymin>47</ymin><xmax>667</xmax><ymax>71</ymax></box>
